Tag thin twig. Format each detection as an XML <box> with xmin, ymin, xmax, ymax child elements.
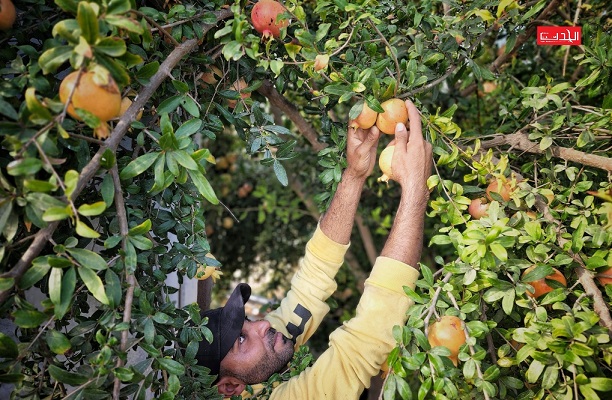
<box><xmin>367</xmin><ymin>18</ymin><xmax>401</xmax><ymax>96</ymax></box>
<box><xmin>111</xmin><ymin>164</ymin><xmax>137</xmax><ymax>400</ymax></box>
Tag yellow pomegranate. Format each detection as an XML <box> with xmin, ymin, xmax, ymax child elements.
<box><xmin>351</xmin><ymin>102</ymin><xmax>378</xmax><ymax>130</ymax></box>
<box><xmin>376</xmin><ymin>98</ymin><xmax>408</xmax><ymax>135</ymax></box>
<box><xmin>428</xmin><ymin>315</ymin><xmax>467</xmax><ymax>366</ymax></box>
<box><xmin>59</xmin><ymin>70</ymin><xmax>122</xmax><ymax>122</ymax></box>
<box><xmin>378</xmin><ymin>145</ymin><xmax>395</xmax><ymax>183</ymax></box>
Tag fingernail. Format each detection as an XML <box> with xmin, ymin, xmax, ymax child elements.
<box><xmin>396</xmin><ymin>122</ymin><xmax>406</xmax><ymax>131</ymax></box>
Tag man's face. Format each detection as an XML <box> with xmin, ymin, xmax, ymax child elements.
<box><xmin>220</xmin><ymin>319</ymin><xmax>294</xmax><ymax>384</ymax></box>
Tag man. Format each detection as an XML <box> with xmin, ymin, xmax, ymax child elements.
<box><xmin>197</xmin><ymin>100</ymin><xmax>433</xmax><ymax>399</ymax></box>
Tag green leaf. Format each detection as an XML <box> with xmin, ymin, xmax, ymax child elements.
<box><xmin>0</xmin><ymin>277</ymin><xmax>14</xmax><ymax>292</ymax></box>
<box><xmin>590</xmin><ymin>377</ymin><xmax>612</xmax><ymax>392</ymax></box>
<box><xmin>120</xmin><ymin>152</ymin><xmax>160</xmax><ymax>180</ymax></box>
<box><xmin>157</xmin><ymin>358</ymin><xmax>185</xmax><ymax>376</ymax></box>
<box><xmin>49</xmin><ymin>267</ymin><xmax>62</xmax><ymax>305</ymax></box>
<box><xmin>7</xmin><ymin>158</ymin><xmax>43</xmax><ymax>176</ymax></box>
<box><xmin>101</xmin><ymin>173</ymin><xmax>115</xmax><ymax>207</ymax></box>
<box><xmin>170</xmin><ymin>150</ymin><xmax>198</xmax><ymax>171</ymax></box>
<box><xmin>180</xmin><ymin>96</ymin><xmax>200</xmax><ymax>118</ymax></box>
<box><xmin>38</xmin><ymin>46</ymin><xmax>73</xmax><ymax>74</ymax></box>
<box><xmin>502</xmin><ymin>289</ymin><xmax>515</xmax><ymax>315</ymax></box>
<box><xmin>95</xmin><ymin>37</ymin><xmax>127</xmax><ymax>57</ymax></box>
<box><xmin>526</xmin><ymin>359</ymin><xmax>545</xmax><ymax>383</ymax></box>
<box><xmin>55</xmin><ymin>267</ymin><xmax>76</xmax><ymax>319</ymax></box>
<box><xmin>136</xmin><ymin>61</ymin><xmax>160</xmax><ymax>81</ymax></box>
<box><xmin>78</xmin><ymin>266</ymin><xmax>109</xmax><ymax>305</ymax></box>
<box><xmin>105</xmin><ymin>15</ymin><xmax>144</xmax><ymax>34</ymax></box>
<box><xmin>105</xmin><ymin>269</ymin><xmax>122</xmax><ymax>308</ymax></box>
<box><xmin>128</xmin><ymin>235</ymin><xmax>153</xmax><ymax>250</ymax></box>
<box><xmin>42</xmin><ymin>205</ymin><xmax>72</xmax><ymax>222</ymax></box>
<box><xmin>273</xmin><ymin>159</ymin><xmax>288</xmax><ymax>186</ymax></box>
<box><xmin>76</xmin><ymin>219</ymin><xmax>100</xmax><ymax>238</ymax></box>
<box><xmin>107</xmin><ymin>0</ymin><xmax>131</xmax><ymax>15</ymax></box>
<box><xmin>54</xmin><ymin>0</ymin><xmax>78</xmax><ymax>13</ymax></box>
<box><xmin>113</xmin><ymin>367</ymin><xmax>134</xmax><ymax>382</ymax></box>
<box><xmin>77</xmin><ymin>201</ymin><xmax>106</xmax><ymax>217</ymax></box>
<box><xmin>19</xmin><ymin>257</ymin><xmax>52</xmax><ymax>289</ymax></box>
<box><xmin>176</xmin><ymin>119</ymin><xmax>202</xmax><ymax>138</ymax></box>
<box><xmin>66</xmin><ymin>247</ymin><xmax>108</xmax><ymax>271</ymax></box>
<box><xmin>0</xmin><ymin>332</ymin><xmax>19</xmax><ymax>358</ymax></box>
<box><xmin>489</xmin><ymin>242</ymin><xmax>507</xmax><ymax>261</ymax></box>
<box><xmin>128</xmin><ymin>219</ymin><xmax>151</xmax><ymax>236</ymax></box>
<box><xmin>187</xmin><ymin>170</ymin><xmax>219</xmax><ymax>205</ymax></box>
<box><xmin>48</xmin><ymin>365</ymin><xmax>89</xmax><ymax>386</ymax></box>
<box><xmin>46</xmin><ymin>330</ymin><xmax>71</xmax><ymax>355</ymax></box>
<box><xmin>77</xmin><ymin>2</ymin><xmax>98</xmax><ymax>43</ymax></box>
<box><xmin>13</xmin><ymin>309</ymin><xmax>48</xmax><ymax>328</ymax></box>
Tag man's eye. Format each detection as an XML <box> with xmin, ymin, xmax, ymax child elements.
<box><xmin>239</xmin><ymin>333</ymin><xmax>245</xmax><ymax>344</ymax></box>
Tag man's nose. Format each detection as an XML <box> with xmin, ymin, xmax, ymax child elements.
<box><xmin>251</xmin><ymin>319</ymin><xmax>271</xmax><ymax>337</ymax></box>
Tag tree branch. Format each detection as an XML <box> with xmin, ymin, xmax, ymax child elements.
<box><xmin>355</xmin><ymin>214</ymin><xmax>377</xmax><ymax>266</ymax></box>
<box><xmin>0</xmin><ymin>9</ymin><xmax>233</xmax><ymax>305</ymax></box>
<box><xmin>478</xmin><ymin>131</ymin><xmax>612</xmax><ymax>172</ymax></box>
<box><xmin>257</xmin><ymin>79</ymin><xmax>326</xmax><ymax>152</ymax></box>
<box><xmin>111</xmin><ymin>164</ymin><xmax>136</xmax><ymax>400</ymax></box>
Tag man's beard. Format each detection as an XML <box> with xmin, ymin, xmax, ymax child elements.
<box><xmin>244</xmin><ymin>328</ymin><xmax>295</xmax><ymax>384</ymax></box>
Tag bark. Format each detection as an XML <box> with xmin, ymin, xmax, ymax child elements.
<box><xmin>478</xmin><ymin>131</ymin><xmax>612</xmax><ymax>172</ymax></box>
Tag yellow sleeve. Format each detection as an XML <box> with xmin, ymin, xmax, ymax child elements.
<box><xmin>269</xmin><ymin>257</ymin><xmax>419</xmax><ymax>400</ymax></box>
<box><xmin>265</xmin><ymin>224</ymin><xmax>350</xmax><ymax>345</ymax></box>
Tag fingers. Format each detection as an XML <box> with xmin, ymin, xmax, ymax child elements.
<box><xmin>405</xmin><ymin>99</ymin><xmax>423</xmax><ymax>144</ymax></box>
<box><xmin>364</xmin><ymin>125</ymin><xmax>382</xmax><ymax>148</ymax></box>
<box><xmin>393</xmin><ymin>122</ymin><xmax>408</xmax><ymax>156</ymax></box>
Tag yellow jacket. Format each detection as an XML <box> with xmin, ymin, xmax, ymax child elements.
<box><xmin>246</xmin><ymin>225</ymin><xmax>419</xmax><ymax>399</ymax></box>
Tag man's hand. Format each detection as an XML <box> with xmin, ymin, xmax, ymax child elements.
<box><xmin>386</xmin><ymin>100</ymin><xmax>433</xmax><ymax>205</ymax></box>
<box><xmin>345</xmin><ymin>124</ymin><xmax>382</xmax><ymax>181</ymax></box>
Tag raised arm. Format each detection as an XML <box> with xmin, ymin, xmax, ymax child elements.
<box><xmin>380</xmin><ymin>100</ymin><xmax>433</xmax><ymax>268</ymax></box>
<box><xmin>319</xmin><ymin>124</ymin><xmax>382</xmax><ymax>244</ymax></box>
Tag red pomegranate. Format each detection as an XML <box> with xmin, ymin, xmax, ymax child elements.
<box><xmin>251</xmin><ymin>0</ymin><xmax>289</xmax><ymax>38</ymax></box>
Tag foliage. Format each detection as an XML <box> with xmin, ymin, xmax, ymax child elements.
<box><xmin>1</xmin><ymin>0</ymin><xmax>611</xmax><ymax>399</ymax></box>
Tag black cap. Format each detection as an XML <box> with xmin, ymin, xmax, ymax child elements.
<box><xmin>196</xmin><ymin>283</ymin><xmax>251</xmax><ymax>375</ymax></box>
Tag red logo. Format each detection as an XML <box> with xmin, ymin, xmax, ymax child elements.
<box><xmin>537</xmin><ymin>26</ymin><xmax>582</xmax><ymax>46</ymax></box>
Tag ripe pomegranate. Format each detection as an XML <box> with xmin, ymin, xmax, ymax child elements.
<box><xmin>351</xmin><ymin>102</ymin><xmax>378</xmax><ymax>130</ymax></box>
<box><xmin>59</xmin><ymin>70</ymin><xmax>122</xmax><ymax>122</ymax></box>
<box><xmin>251</xmin><ymin>0</ymin><xmax>289</xmax><ymax>39</ymax></box>
<box><xmin>522</xmin><ymin>266</ymin><xmax>567</xmax><ymax>298</ymax></box>
<box><xmin>468</xmin><ymin>197</ymin><xmax>489</xmax><ymax>219</ymax></box>
<box><xmin>0</xmin><ymin>0</ymin><xmax>16</xmax><ymax>31</ymax></box>
<box><xmin>428</xmin><ymin>315</ymin><xmax>467</xmax><ymax>366</ymax></box>
<box><xmin>376</xmin><ymin>98</ymin><xmax>409</xmax><ymax>135</ymax></box>
<box><xmin>596</xmin><ymin>267</ymin><xmax>612</xmax><ymax>286</ymax></box>
<box><xmin>377</xmin><ymin>145</ymin><xmax>395</xmax><ymax>183</ymax></box>
<box><xmin>486</xmin><ymin>179</ymin><xmax>513</xmax><ymax>202</ymax></box>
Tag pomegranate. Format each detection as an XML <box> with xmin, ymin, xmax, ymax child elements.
<box><xmin>251</xmin><ymin>0</ymin><xmax>289</xmax><ymax>39</ymax></box>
